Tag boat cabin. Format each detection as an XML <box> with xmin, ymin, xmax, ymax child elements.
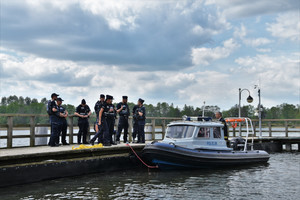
<box><xmin>162</xmin><ymin>119</ymin><xmax>231</xmax><ymax>151</ymax></box>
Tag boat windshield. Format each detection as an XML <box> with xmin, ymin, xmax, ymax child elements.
<box><xmin>166</xmin><ymin>125</ymin><xmax>195</xmax><ymax>139</ymax></box>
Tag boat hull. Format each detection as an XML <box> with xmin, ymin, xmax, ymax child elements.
<box><xmin>142</xmin><ymin>142</ymin><xmax>270</xmax><ymax>169</ymax></box>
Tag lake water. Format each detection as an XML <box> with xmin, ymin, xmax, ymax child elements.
<box><xmin>0</xmin><ymin>153</ymin><xmax>299</xmax><ymax>199</ymax></box>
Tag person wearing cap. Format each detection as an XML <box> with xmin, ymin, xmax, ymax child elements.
<box><xmin>104</xmin><ymin>95</ymin><xmax>117</xmax><ymax>145</ymax></box>
<box><xmin>132</xmin><ymin>104</ymin><xmax>139</xmax><ymax>143</ymax></box>
<box><xmin>93</xmin><ymin>94</ymin><xmax>105</xmax><ymax>144</ymax></box>
<box><xmin>75</xmin><ymin>99</ymin><xmax>91</xmax><ymax>144</ymax></box>
<box><xmin>90</xmin><ymin>95</ymin><xmax>113</xmax><ymax>146</ymax></box>
<box><xmin>57</xmin><ymin>98</ymin><xmax>69</xmax><ymax>145</ymax></box>
<box><xmin>136</xmin><ymin>98</ymin><xmax>146</xmax><ymax>143</ymax></box>
<box><xmin>116</xmin><ymin>96</ymin><xmax>130</xmax><ymax>144</ymax></box>
<box><xmin>48</xmin><ymin>93</ymin><xmax>61</xmax><ymax>147</ymax></box>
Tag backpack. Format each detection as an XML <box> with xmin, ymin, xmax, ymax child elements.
<box><xmin>47</xmin><ymin>100</ymin><xmax>52</xmax><ymax>115</ymax></box>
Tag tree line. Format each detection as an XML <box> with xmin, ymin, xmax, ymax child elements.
<box><xmin>0</xmin><ymin>95</ymin><xmax>299</xmax><ymax>124</ymax></box>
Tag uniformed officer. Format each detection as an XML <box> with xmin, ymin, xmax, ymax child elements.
<box><xmin>75</xmin><ymin>99</ymin><xmax>91</xmax><ymax>144</ymax></box>
<box><xmin>215</xmin><ymin>111</ymin><xmax>228</xmax><ymax>146</ymax></box>
<box><xmin>116</xmin><ymin>96</ymin><xmax>130</xmax><ymax>144</ymax></box>
<box><xmin>57</xmin><ymin>97</ymin><xmax>69</xmax><ymax>145</ymax></box>
<box><xmin>132</xmin><ymin>104</ymin><xmax>139</xmax><ymax>143</ymax></box>
<box><xmin>48</xmin><ymin>93</ymin><xmax>62</xmax><ymax>147</ymax></box>
<box><xmin>104</xmin><ymin>95</ymin><xmax>116</xmax><ymax>145</ymax></box>
<box><xmin>90</xmin><ymin>95</ymin><xmax>113</xmax><ymax>146</ymax></box>
<box><xmin>94</xmin><ymin>94</ymin><xmax>105</xmax><ymax>143</ymax></box>
<box><xmin>136</xmin><ymin>98</ymin><xmax>146</xmax><ymax>143</ymax></box>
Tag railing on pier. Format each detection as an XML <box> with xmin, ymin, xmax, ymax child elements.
<box><xmin>0</xmin><ymin>114</ymin><xmax>299</xmax><ymax>148</ymax></box>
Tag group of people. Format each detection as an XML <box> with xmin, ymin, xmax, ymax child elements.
<box><xmin>89</xmin><ymin>95</ymin><xmax>146</xmax><ymax>146</ymax></box>
<box><xmin>47</xmin><ymin>93</ymin><xmax>146</xmax><ymax>147</ymax></box>
<box><xmin>47</xmin><ymin>93</ymin><xmax>69</xmax><ymax>147</ymax></box>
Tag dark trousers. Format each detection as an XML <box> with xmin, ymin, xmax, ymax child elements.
<box><xmin>91</xmin><ymin>122</ymin><xmax>105</xmax><ymax>144</ymax></box>
<box><xmin>60</xmin><ymin>121</ymin><xmax>67</xmax><ymax>144</ymax></box>
<box><xmin>106</xmin><ymin>118</ymin><xmax>115</xmax><ymax>144</ymax></box>
<box><xmin>117</xmin><ymin>118</ymin><xmax>129</xmax><ymax>143</ymax></box>
<box><xmin>137</xmin><ymin>123</ymin><xmax>145</xmax><ymax>143</ymax></box>
<box><xmin>49</xmin><ymin>122</ymin><xmax>61</xmax><ymax>146</ymax></box>
<box><xmin>132</xmin><ymin>121</ymin><xmax>138</xmax><ymax>140</ymax></box>
<box><xmin>78</xmin><ymin>120</ymin><xmax>89</xmax><ymax>144</ymax></box>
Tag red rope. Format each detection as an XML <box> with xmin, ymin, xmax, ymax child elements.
<box><xmin>126</xmin><ymin>143</ymin><xmax>158</xmax><ymax>169</ymax></box>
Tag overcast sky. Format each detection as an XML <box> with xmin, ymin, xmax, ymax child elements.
<box><xmin>0</xmin><ymin>0</ymin><xmax>299</xmax><ymax>110</ymax></box>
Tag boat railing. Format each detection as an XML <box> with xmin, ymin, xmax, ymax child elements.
<box><xmin>225</xmin><ymin>117</ymin><xmax>254</xmax><ymax>151</ymax></box>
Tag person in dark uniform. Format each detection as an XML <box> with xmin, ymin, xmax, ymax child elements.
<box><xmin>57</xmin><ymin>97</ymin><xmax>69</xmax><ymax>145</ymax></box>
<box><xmin>136</xmin><ymin>98</ymin><xmax>146</xmax><ymax>143</ymax></box>
<box><xmin>75</xmin><ymin>99</ymin><xmax>91</xmax><ymax>144</ymax></box>
<box><xmin>116</xmin><ymin>96</ymin><xmax>130</xmax><ymax>144</ymax></box>
<box><xmin>90</xmin><ymin>95</ymin><xmax>113</xmax><ymax>146</ymax></box>
<box><xmin>104</xmin><ymin>95</ymin><xmax>116</xmax><ymax>145</ymax></box>
<box><xmin>215</xmin><ymin>111</ymin><xmax>228</xmax><ymax>145</ymax></box>
<box><xmin>94</xmin><ymin>94</ymin><xmax>105</xmax><ymax>144</ymax></box>
<box><xmin>48</xmin><ymin>93</ymin><xmax>62</xmax><ymax>147</ymax></box>
<box><xmin>132</xmin><ymin>105</ymin><xmax>139</xmax><ymax>143</ymax></box>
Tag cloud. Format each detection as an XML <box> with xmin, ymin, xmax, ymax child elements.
<box><xmin>267</xmin><ymin>11</ymin><xmax>300</xmax><ymax>41</ymax></box>
<box><xmin>206</xmin><ymin>0</ymin><xmax>299</xmax><ymax>18</ymax></box>
<box><xmin>235</xmin><ymin>54</ymin><xmax>300</xmax><ymax>99</ymax></box>
<box><xmin>1</xmin><ymin>0</ymin><xmax>230</xmax><ymax>70</ymax></box>
<box><xmin>191</xmin><ymin>38</ymin><xmax>240</xmax><ymax>66</ymax></box>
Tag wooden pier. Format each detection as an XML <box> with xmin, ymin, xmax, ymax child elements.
<box><xmin>0</xmin><ymin>114</ymin><xmax>299</xmax><ymax>151</ymax></box>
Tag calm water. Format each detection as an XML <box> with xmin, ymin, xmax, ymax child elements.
<box><xmin>0</xmin><ymin>153</ymin><xmax>299</xmax><ymax>200</ymax></box>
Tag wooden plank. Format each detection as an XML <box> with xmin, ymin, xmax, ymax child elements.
<box><xmin>128</xmin><ymin>117</ymin><xmax>133</xmax><ymax>142</ymax></box>
<box><xmin>161</xmin><ymin>119</ymin><xmax>166</xmax><ymax>139</ymax></box>
<box><xmin>30</xmin><ymin>116</ymin><xmax>36</xmax><ymax>147</ymax></box>
<box><xmin>268</xmin><ymin>122</ymin><xmax>272</xmax><ymax>137</ymax></box>
<box><xmin>151</xmin><ymin>119</ymin><xmax>156</xmax><ymax>140</ymax></box>
<box><xmin>7</xmin><ymin>116</ymin><xmax>13</xmax><ymax>148</ymax></box>
<box><xmin>69</xmin><ymin>117</ymin><xmax>74</xmax><ymax>144</ymax></box>
<box><xmin>285</xmin><ymin>121</ymin><xmax>288</xmax><ymax>137</ymax></box>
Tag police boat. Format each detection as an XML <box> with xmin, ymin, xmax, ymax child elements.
<box><xmin>142</xmin><ymin>116</ymin><xmax>269</xmax><ymax>169</ymax></box>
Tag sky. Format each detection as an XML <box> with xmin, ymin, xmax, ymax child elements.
<box><xmin>0</xmin><ymin>0</ymin><xmax>299</xmax><ymax>111</ymax></box>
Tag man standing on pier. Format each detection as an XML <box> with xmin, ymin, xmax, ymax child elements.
<box><xmin>116</xmin><ymin>96</ymin><xmax>130</xmax><ymax>144</ymax></box>
<box><xmin>136</xmin><ymin>98</ymin><xmax>146</xmax><ymax>143</ymax></box>
<box><xmin>215</xmin><ymin>112</ymin><xmax>228</xmax><ymax>145</ymax></box>
<box><xmin>104</xmin><ymin>95</ymin><xmax>116</xmax><ymax>145</ymax></box>
<box><xmin>75</xmin><ymin>99</ymin><xmax>91</xmax><ymax>144</ymax></box>
<box><xmin>91</xmin><ymin>95</ymin><xmax>114</xmax><ymax>146</ymax></box>
<box><xmin>94</xmin><ymin>94</ymin><xmax>105</xmax><ymax>143</ymax></box>
<box><xmin>132</xmin><ymin>104</ymin><xmax>139</xmax><ymax>143</ymax></box>
<box><xmin>57</xmin><ymin>98</ymin><xmax>69</xmax><ymax>145</ymax></box>
<box><xmin>47</xmin><ymin>93</ymin><xmax>61</xmax><ymax>147</ymax></box>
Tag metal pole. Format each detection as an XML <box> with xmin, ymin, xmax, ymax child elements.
<box><xmin>258</xmin><ymin>88</ymin><xmax>262</xmax><ymax>138</ymax></box>
<box><xmin>239</xmin><ymin>88</ymin><xmax>241</xmax><ymax>136</ymax></box>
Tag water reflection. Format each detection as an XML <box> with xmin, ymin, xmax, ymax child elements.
<box><xmin>0</xmin><ymin>153</ymin><xmax>299</xmax><ymax>200</ymax></box>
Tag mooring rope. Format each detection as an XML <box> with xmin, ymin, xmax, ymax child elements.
<box><xmin>126</xmin><ymin>143</ymin><xmax>158</xmax><ymax>169</ymax></box>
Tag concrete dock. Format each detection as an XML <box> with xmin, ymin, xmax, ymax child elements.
<box><xmin>0</xmin><ymin>143</ymin><xmax>146</xmax><ymax>188</ymax></box>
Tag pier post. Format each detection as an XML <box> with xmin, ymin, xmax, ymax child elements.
<box><xmin>29</xmin><ymin>116</ymin><xmax>36</xmax><ymax>147</ymax></box>
<box><xmin>285</xmin><ymin>143</ymin><xmax>292</xmax><ymax>152</ymax></box>
<box><xmin>268</xmin><ymin>122</ymin><xmax>272</xmax><ymax>137</ymax></box>
<box><xmin>7</xmin><ymin>116</ymin><xmax>13</xmax><ymax>148</ymax></box>
<box><xmin>162</xmin><ymin>119</ymin><xmax>166</xmax><ymax>139</ymax></box>
<box><xmin>151</xmin><ymin>119</ymin><xmax>156</xmax><ymax>140</ymax></box>
<box><xmin>128</xmin><ymin>117</ymin><xmax>133</xmax><ymax>142</ymax></box>
<box><xmin>285</xmin><ymin>121</ymin><xmax>288</xmax><ymax>137</ymax></box>
<box><xmin>69</xmin><ymin>116</ymin><xmax>74</xmax><ymax>144</ymax></box>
